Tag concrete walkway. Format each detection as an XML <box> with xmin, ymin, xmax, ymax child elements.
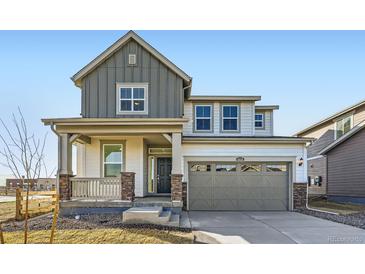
<box><xmin>188</xmin><ymin>211</ymin><xmax>365</xmax><ymax>244</ymax></box>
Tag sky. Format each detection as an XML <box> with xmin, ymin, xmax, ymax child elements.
<box><xmin>0</xmin><ymin>30</ymin><xmax>364</xmax><ymax>178</ymax></box>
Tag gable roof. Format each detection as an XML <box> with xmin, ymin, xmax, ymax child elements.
<box><xmin>320</xmin><ymin>120</ymin><xmax>365</xmax><ymax>155</ymax></box>
<box><xmin>71</xmin><ymin>30</ymin><xmax>192</xmax><ymax>89</ymax></box>
<box><xmin>295</xmin><ymin>99</ymin><xmax>365</xmax><ymax>136</ymax></box>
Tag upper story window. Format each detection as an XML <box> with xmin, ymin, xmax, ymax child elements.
<box><xmin>195</xmin><ymin>105</ymin><xmax>212</xmax><ymax>131</ymax></box>
<box><xmin>335</xmin><ymin>115</ymin><xmax>353</xmax><ymax>139</ymax></box>
<box><xmin>222</xmin><ymin>105</ymin><xmax>239</xmax><ymax>131</ymax></box>
<box><xmin>116</xmin><ymin>83</ymin><xmax>148</xmax><ymax>115</ymax></box>
<box><xmin>255</xmin><ymin>113</ymin><xmax>264</xmax><ymax>129</ymax></box>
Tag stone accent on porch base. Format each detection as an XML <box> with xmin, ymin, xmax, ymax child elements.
<box><xmin>59</xmin><ymin>174</ymin><xmax>73</xmax><ymax>200</ymax></box>
<box><xmin>182</xmin><ymin>182</ymin><xmax>187</xmax><ymax>210</ymax></box>
<box><xmin>293</xmin><ymin>183</ymin><xmax>308</xmax><ymax>209</ymax></box>
<box><xmin>171</xmin><ymin>174</ymin><xmax>183</xmax><ymax>202</ymax></box>
<box><xmin>121</xmin><ymin>172</ymin><xmax>135</xmax><ymax>201</ymax></box>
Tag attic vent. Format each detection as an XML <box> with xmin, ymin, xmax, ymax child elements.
<box><xmin>128</xmin><ymin>54</ymin><xmax>136</xmax><ymax>65</ymax></box>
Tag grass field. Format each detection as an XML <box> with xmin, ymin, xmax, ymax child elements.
<box><xmin>3</xmin><ymin>228</ymin><xmax>193</xmax><ymax>244</ymax></box>
<box><xmin>309</xmin><ymin>198</ymin><xmax>365</xmax><ymax>215</ymax></box>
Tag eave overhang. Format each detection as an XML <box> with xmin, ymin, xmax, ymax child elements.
<box><xmin>182</xmin><ymin>136</ymin><xmax>313</xmax><ymax>144</ymax></box>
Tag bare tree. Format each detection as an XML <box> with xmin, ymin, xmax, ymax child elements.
<box><xmin>0</xmin><ymin>107</ymin><xmax>49</xmax><ymax>243</ymax></box>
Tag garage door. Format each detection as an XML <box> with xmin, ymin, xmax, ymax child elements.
<box><xmin>189</xmin><ymin>162</ymin><xmax>289</xmax><ymax>211</ymax></box>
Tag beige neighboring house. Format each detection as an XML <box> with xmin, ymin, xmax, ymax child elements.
<box><xmin>42</xmin><ymin>31</ymin><xmax>310</xmax><ymax>218</ymax></box>
<box><xmin>295</xmin><ymin>99</ymin><xmax>365</xmax><ymax>196</ymax></box>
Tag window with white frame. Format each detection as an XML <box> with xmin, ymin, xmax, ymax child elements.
<box><xmin>195</xmin><ymin>105</ymin><xmax>212</xmax><ymax>131</ymax></box>
<box><xmin>103</xmin><ymin>144</ymin><xmax>123</xmax><ymax>177</ymax></box>
<box><xmin>255</xmin><ymin>113</ymin><xmax>264</xmax><ymax>129</ymax></box>
<box><xmin>335</xmin><ymin>115</ymin><xmax>353</xmax><ymax>139</ymax></box>
<box><xmin>222</xmin><ymin>105</ymin><xmax>239</xmax><ymax>131</ymax></box>
<box><xmin>117</xmin><ymin>83</ymin><xmax>148</xmax><ymax>114</ymax></box>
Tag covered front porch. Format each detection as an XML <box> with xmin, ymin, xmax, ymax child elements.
<box><xmin>42</xmin><ymin>118</ymin><xmax>187</xmax><ymax>209</ymax></box>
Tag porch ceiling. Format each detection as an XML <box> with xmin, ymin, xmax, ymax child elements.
<box><xmin>90</xmin><ymin>134</ymin><xmax>171</xmax><ymax>145</ymax></box>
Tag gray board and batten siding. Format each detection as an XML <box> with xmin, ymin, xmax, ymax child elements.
<box><xmin>81</xmin><ymin>39</ymin><xmax>185</xmax><ymax>118</ymax></box>
<box><xmin>326</xmin><ymin>128</ymin><xmax>365</xmax><ymax>198</ymax></box>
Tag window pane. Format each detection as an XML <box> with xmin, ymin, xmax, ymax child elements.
<box><xmin>241</xmin><ymin>164</ymin><xmax>262</xmax><ymax>172</ymax></box>
<box><xmin>133</xmin><ymin>100</ymin><xmax>145</xmax><ymax>111</ymax></box>
<box><xmin>190</xmin><ymin>164</ymin><xmax>211</xmax><ymax>172</ymax></box>
<box><xmin>343</xmin><ymin>117</ymin><xmax>352</xmax><ymax>134</ymax></box>
<box><xmin>255</xmin><ymin>121</ymin><xmax>263</xmax><ymax>128</ymax></box>
<box><xmin>266</xmin><ymin>164</ymin><xmax>287</xmax><ymax>172</ymax></box>
<box><xmin>255</xmin><ymin>114</ymin><xmax>263</xmax><ymax>121</ymax></box>
<box><xmin>196</xmin><ymin>106</ymin><xmax>211</xmax><ymax>118</ymax></box>
<box><xmin>223</xmin><ymin>106</ymin><xmax>238</xmax><ymax>117</ymax></box>
<box><xmin>121</xmin><ymin>100</ymin><xmax>131</xmax><ymax>111</ymax></box>
<box><xmin>133</xmin><ymin>88</ymin><xmax>145</xmax><ymax>99</ymax></box>
<box><xmin>104</xmin><ymin>163</ymin><xmax>122</xmax><ymax>177</ymax></box>
<box><xmin>196</xmin><ymin>118</ymin><xmax>211</xmax><ymax>130</ymax></box>
<box><xmin>104</xmin><ymin>145</ymin><xmax>122</xmax><ymax>163</ymax></box>
<box><xmin>120</xmin><ymin>88</ymin><xmax>132</xmax><ymax>99</ymax></box>
<box><xmin>223</xmin><ymin>118</ymin><xmax>237</xmax><ymax>130</ymax></box>
<box><xmin>216</xmin><ymin>164</ymin><xmax>236</xmax><ymax>172</ymax></box>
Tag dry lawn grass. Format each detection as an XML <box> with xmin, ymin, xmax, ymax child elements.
<box><xmin>309</xmin><ymin>198</ymin><xmax>365</xmax><ymax>215</ymax></box>
<box><xmin>0</xmin><ymin>201</ymin><xmax>16</xmax><ymax>222</ymax></box>
<box><xmin>3</xmin><ymin>228</ymin><xmax>193</xmax><ymax>244</ymax></box>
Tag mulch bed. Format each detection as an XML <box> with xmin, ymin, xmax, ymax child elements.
<box><xmin>1</xmin><ymin>213</ymin><xmax>191</xmax><ymax>233</ymax></box>
<box><xmin>296</xmin><ymin>208</ymin><xmax>365</xmax><ymax>230</ymax></box>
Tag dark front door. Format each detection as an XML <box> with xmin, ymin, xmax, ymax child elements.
<box><xmin>157</xmin><ymin>157</ymin><xmax>172</xmax><ymax>193</ymax></box>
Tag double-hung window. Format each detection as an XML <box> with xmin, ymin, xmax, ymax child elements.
<box><xmin>335</xmin><ymin>115</ymin><xmax>353</xmax><ymax>139</ymax></box>
<box><xmin>195</xmin><ymin>105</ymin><xmax>212</xmax><ymax>131</ymax></box>
<box><xmin>103</xmin><ymin>144</ymin><xmax>123</xmax><ymax>177</ymax></box>
<box><xmin>117</xmin><ymin>83</ymin><xmax>148</xmax><ymax>114</ymax></box>
<box><xmin>255</xmin><ymin>113</ymin><xmax>264</xmax><ymax>129</ymax></box>
<box><xmin>222</xmin><ymin>105</ymin><xmax>239</xmax><ymax>131</ymax></box>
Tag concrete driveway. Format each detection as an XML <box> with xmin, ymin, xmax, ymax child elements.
<box><xmin>188</xmin><ymin>211</ymin><xmax>365</xmax><ymax>244</ymax></box>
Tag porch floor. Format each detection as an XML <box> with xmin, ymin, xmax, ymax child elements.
<box><xmin>64</xmin><ymin>195</ymin><xmax>182</xmax><ymax>209</ymax></box>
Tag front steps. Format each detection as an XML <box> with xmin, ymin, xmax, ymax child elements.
<box><xmin>122</xmin><ymin>206</ymin><xmax>180</xmax><ymax>227</ymax></box>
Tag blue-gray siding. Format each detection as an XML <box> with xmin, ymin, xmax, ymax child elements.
<box><xmin>327</xmin><ymin>128</ymin><xmax>365</xmax><ymax>197</ymax></box>
<box><xmin>81</xmin><ymin>39</ymin><xmax>185</xmax><ymax>118</ymax></box>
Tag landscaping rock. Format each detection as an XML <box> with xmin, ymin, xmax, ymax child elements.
<box><xmin>1</xmin><ymin>213</ymin><xmax>191</xmax><ymax>233</ymax></box>
<box><xmin>296</xmin><ymin>208</ymin><xmax>365</xmax><ymax>230</ymax></box>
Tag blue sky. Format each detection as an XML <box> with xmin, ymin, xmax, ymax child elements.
<box><xmin>0</xmin><ymin>30</ymin><xmax>364</xmax><ymax>176</ymax></box>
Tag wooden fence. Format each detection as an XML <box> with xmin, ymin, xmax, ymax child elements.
<box><xmin>15</xmin><ymin>189</ymin><xmax>58</xmax><ymax>221</ymax></box>
<box><xmin>0</xmin><ymin>186</ymin><xmax>17</xmax><ymax>196</ymax></box>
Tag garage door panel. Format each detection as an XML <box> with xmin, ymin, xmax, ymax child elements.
<box><xmin>189</xmin><ymin>162</ymin><xmax>289</xmax><ymax>211</ymax></box>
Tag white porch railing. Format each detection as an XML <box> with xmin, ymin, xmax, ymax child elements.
<box><xmin>70</xmin><ymin>177</ymin><xmax>121</xmax><ymax>200</ymax></box>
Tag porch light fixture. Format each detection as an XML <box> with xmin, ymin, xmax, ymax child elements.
<box><xmin>297</xmin><ymin>157</ymin><xmax>304</xmax><ymax>167</ymax></box>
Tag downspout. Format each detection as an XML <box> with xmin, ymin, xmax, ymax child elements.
<box><xmin>49</xmin><ymin>123</ymin><xmax>61</xmax><ymax>193</ymax></box>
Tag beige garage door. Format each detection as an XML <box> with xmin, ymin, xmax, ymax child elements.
<box><xmin>189</xmin><ymin>162</ymin><xmax>289</xmax><ymax>211</ymax></box>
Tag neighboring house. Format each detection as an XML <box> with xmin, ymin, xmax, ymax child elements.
<box><xmin>295</xmin><ymin>100</ymin><xmax>365</xmax><ymax>196</ymax></box>
<box><xmin>6</xmin><ymin>178</ymin><xmax>56</xmax><ymax>190</ymax></box>
<box><xmin>42</xmin><ymin>31</ymin><xmax>310</xmax><ymax>213</ymax></box>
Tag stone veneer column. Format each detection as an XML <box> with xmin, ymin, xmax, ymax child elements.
<box><xmin>182</xmin><ymin>181</ymin><xmax>187</xmax><ymax>210</ymax></box>
<box><xmin>121</xmin><ymin>172</ymin><xmax>135</xmax><ymax>201</ymax></box>
<box><xmin>293</xmin><ymin>183</ymin><xmax>308</xmax><ymax>209</ymax></box>
<box><xmin>59</xmin><ymin>174</ymin><xmax>73</xmax><ymax>200</ymax></box>
<box><xmin>171</xmin><ymin>174</ymin><xmax>183</xmax><ymax>202</ymax></box>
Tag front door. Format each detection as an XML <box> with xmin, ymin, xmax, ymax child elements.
<box><xmin>157</xmin><ymin>157</ymin><xmax>172</xmax><ymax>193</ymax></box>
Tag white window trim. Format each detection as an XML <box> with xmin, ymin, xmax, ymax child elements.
<box><xmin>334</xmin><ymin>114</ymin><xmax>353</xmax><ymax>140</ymax></box>
<box><xmin>116</xmin><ymin>82</ymin><xmax>149</xmax><ymax>115</ymax></box>
<box><xmin>255</xmin><ymin>113</ymin><xmax>265</xmax><ymax>129</ymax></box>
<box><xmin>194</xmin><ymin>105</ymin><xmax>212</xmax><ymax>132</ymax></box>
<box><xmin>102</xmin><ymin>144</ymin><xmax>123</xmax><ymax>177</ymax></box>
<box><xmin>221</xmin><ymin>105</ymin><xmax>239</xmax><ymax>132</ymax></box>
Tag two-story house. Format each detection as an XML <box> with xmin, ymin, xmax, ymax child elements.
<box><xmin>42</xmin><ymin>31</ymin><xmax>310</xmax><ymax>216</ymax></box>
<box><xmin>296</xmin><ymin>100</ymin><xmax>365</xmax><ymax>204</ymax></box>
